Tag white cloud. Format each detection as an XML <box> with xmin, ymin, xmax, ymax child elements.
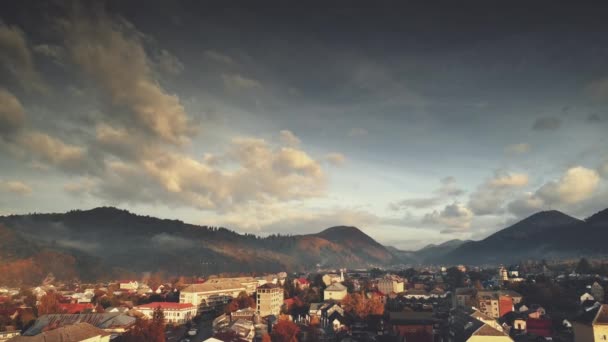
<box><xmin>422</xmin><ymin>202</ymin><xmax>473</xmax><ymax>233</ymax></box>
<box><xmin>62</xmin><ymin>9</ymin><xmax>194</xmax><ymax>145</ymax></box>
<box><xmin>156</xmin><ymin>49</ymin><xmax>184</xmax><ymax>75</ymax></box>
<box><xmin>203</xmin><ymin>50</ymin><xmax>235</xmax><ymax>64</ymax></box>
<box><xmin>468</xmin><ymin>171</ymin><xmax>528</xmax><ymax>215</ymax></box>
<box><xmin>0</xmin><ymin>88</ymin><xmax>26</xmax><ymax>137</ymax></box>
<box><xmin>599</xmin><ymin>161</ymin><xmax>608</xmax><ymax>179</ymax></box>
<box><xmin>279</xmin><ymin>129</ymin><xmax>301</xmax><ymax>147</ymax></box>
<box><xmin>325</xmin><ymin>152</ymin><xmax>346</xmax><ymax>166</ymax></box>
<box><xmin>505</xmin><ymin>143</ymin><xmax>530</xmax><ymax>154</ymax></box>
<box><xmin>1</xmin><ymin>180</ymin><xmax>32</xmax><ymax>196</ymax></box>
<box><xmin>16</xmin><ymin>131</ymin><xmax>87</xmax><ymax>172</ymax></box>
<box><xmin>536</xmin><ymin>166</ymin><xmax>600</xmax><ymax>205</ymax></box>
<box><xmin>0</xmin><ymin>23</ymin><xmax>46</xmax><ymax>92</ymax></box>
<box><xmin>222</xmin><ymin>73</ymin><xmax>262</xmax><ymax>90</ymax></box>
<box><xmin>506</xmin><ymin>166</ymin><xmax>601</xmax><ymax>219</ymax></box>
<box><xmin>437</xmin><ymin>176</ymin><xmax>464</xmax><ymax>197</ymax></box>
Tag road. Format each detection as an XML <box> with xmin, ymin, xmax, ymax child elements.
<box><xmin>166</xmin><ymin>317</ymin><xmax>213</xmax><ymax>342</ymax></box>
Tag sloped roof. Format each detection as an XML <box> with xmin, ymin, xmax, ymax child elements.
<box><xmin>24</xmin><ymin>313</ymin><xmax>135</xmax><ymax>335</ymax></box>
<box><xmin>472</xmin><ymin>324</ymin><xmax>509</xmax><ymax>337</ymax></box>
<box><xmin>595</xmin><ymin>304</ymin><xmax>608</xmax><ymax>325</ymax></box>
<box><xmin>11</xmin><ymin>322</ymin><xmax>109</xmax><ymax>341</ymax></box>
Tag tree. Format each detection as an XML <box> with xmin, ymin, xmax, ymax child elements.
<box><xmin>122</xmin><ymin>308</ymin><xmax>165</xmax><ymax>342</ymax></box>
<box><xmin>576</xmin><ymin>258</ymin><xmax>592</xmax><ymax>275</ymax></box>
<box><xmin>445</xmin><ymin>267</ymin><xmax>465</xmax><ymax>289</ymax></box>
<box><xmin>342</xmin><ymin>293</ymin><xmax>384</xmax><ymax>319</ymax></box>
<box><xmin>271</xmin><ymin>320</ymin><xmax>299</xmax><ymax>342</ymax></box>
<box><xmin>38</xmin><ymin>291</ymin><xmax>63</xmax><ymax>315</ymax></box>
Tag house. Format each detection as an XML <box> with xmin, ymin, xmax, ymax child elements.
<box><xmin>324</xmin><ymin>283</ymin><xmax>347</xmax><ymax>301</ymax></box>
<box><xmin>470</xmin><ymin>310</ymin><xmax>503</xmax><ymax>332</ymax></box>
<box><xmin>231</xmin><ymin>307</ymin><xmax>256</xmax><ymax>322</ymax></box>
<box><xmin>591</xmin><ymin>283</ymin><xmax>605</xmax><ymax>303</ymax></box>
<box><xmin>118</xmin><ymin>280</ymin><xmax>138</xmax><ymax>291</ymax></box>
<box><xmin>230</xmin><ymin>319</ymin><xmax>255</xmax><ymax>341</ymax></box>
<box><xmin>0</xmin><ymin>329</ymin><xmax>20</xmax><ymax>341</ymax></box>
<box><xmin>8</xmin><ymin>322</ymin><xmax>110</xmax><ymax>342</ymax></box>
<box><xmin>134</xmin><ymin>302</ymin><xmax>196</xmax><ymax>324</ymax></box>
<box><xmin>22</xmin><ymin>313</ymin><xmax>136</xmax><ymax>336</ymax></box>
<box><xmin>389</xmin><ymin>311</ymin><xmax>438</xmax><ymax>342</ymax></box>
<box><xmin>321</xmin><ymin>303</ymin><xmax>346</xmax><ymax>332</ymax></box>
<box><xmin>180</xmin><ymin>281</ymin><xmax>246</xmax><ymax>311</ymax></box>
<box><xmin>257</xmin><ymin>284</ymin><xmax>282</xmax><ymax>318</ymax></box>
<box><xmin>581</xmin><ymin>293</ymin><xmax>596</xmax><ymax>304</ymax></box>
<box><xmin>574</xmin><ymin>303</ymin><xmax>608</xmax><ymax>342</ymax></box>
<box><xmin>378</xmin><ymin>276</ymin><xmax>405</xmax><ymax>294</ymax></box>
<box><xmin>57</xmin><ymin>303</ymin><xmax>94</xmax><ymax>314</ymax></box>
<box><xmin>309</xmin><ymin>303</ymin><xmax>324</xmax><ymax>318</ymax></box>
<box><xmin>526</xmin><ymin>318</ymin><xmax>552</xmax><ymax>338</ymax></box>
<box><xmin>404</xmin><ymin>289</ymin><xmax>430</xmax><ymax>300</ymax></box>
<box><xmin>206</xmin><ymin>277</ymin><xmax>259</xmax><ymax>295</ymax></box>
<box><xmin>466</xmin><ymin>324</ymin><xmax>513</xmax><ymax>342</ymax></box>
<box><xmin>293</xmin><ymin>278</ymin><xmax>310</xmax><ymax>290</ymax></box>
<box><xmin>322</xmin><ymin>272</ymin><xmax>344</xmax><ymax>286</ymax></box>
<box><xmin>454</xmin><ymin>288</ymin><xmax>478</xmax><ymax>308</ymax></box>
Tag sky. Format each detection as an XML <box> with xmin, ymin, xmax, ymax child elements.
<box><xmin>1</xmin><ymin>1</ymin><xmax>608</xmax><ymax>250</ymax></box>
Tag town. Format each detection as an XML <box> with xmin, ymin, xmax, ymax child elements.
<box><xmin>1</xmin><ymin>259</ymin><xmax>607</xmax><ymax>342</ymax></box>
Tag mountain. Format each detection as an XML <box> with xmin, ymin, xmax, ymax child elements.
<box><xmin>387</xmin><ymin>239</ymin><xmax>470</xmax><ymax>265</ymax></box>
<box><xmin>0</xmin><ymin>207</ymin><xmax>396</xmax><ymax>284</ymax></box>
<box><xmin>441</xmin><ymin>210</ymin><xmax>608</xmax><ymax>265</ymax></box>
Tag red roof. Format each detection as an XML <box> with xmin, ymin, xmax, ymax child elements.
<box><xmin>296</xmin><ymin>278</ymin><xmax>310</xmax><ymax>285</ymax></box>
<box><xmin>0</xmin><ymin>296</ymin><xmax>9</xmax><ymax>303</ymax></box>
<box><xmin>135</xmin><ymin>302</ymin><xmax>194</xmax><ymax>310</ymax></box>
<box><xmin>527</xmin><ymin>318</ymin><xmax>552</xmax><ymax>337</ymax></box>
<box><xmin>58</xmin><ymin>303</ymin><xmax>94</xmax><ymax>314</ymax></box>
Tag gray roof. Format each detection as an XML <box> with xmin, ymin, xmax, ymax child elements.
<box><xmin>23</xmin><ymin>313</ymin><xmax>135</xmax><ymax>335</ymax></box>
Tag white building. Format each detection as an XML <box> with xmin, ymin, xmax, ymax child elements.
<box><xmin>377</xmin><ymin>276</ymin><xmax>405</xmax><ymax>294</ymax></box>
<box><xmin>256</xmin><ymin>284</ymin><xmax>282</xmax><ymax>317</ymax></box>
<box><xmin>134</xmin><ymin>302</ymin><xmax>196</xmax><ymax>325</ymax></box>
<box><xmin>180</xmin><ymin>281</ymin><xmax>246</xmax><ymax>310</ymax></box>
<box><xmin>118</xmin><ymin>280</ymin><xmax>139</xmax><ymax>291</ymax></box>
<box><xmin>324</xmin><ymin>283</ymin><xmax>347</xmax><ymax>301</ymax></box>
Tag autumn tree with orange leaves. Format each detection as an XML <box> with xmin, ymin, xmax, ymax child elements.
<box><xmin>121</xmin><ymin>306</ymin><xmax>165</xmax><ymax>342</ymax></box>
<box><xmin>38</xmin><ymin>291</ymin><xmax>63</xmax><ymax>315</ymax></box>
<box><xmin>341</xmin><ymin>292</ymin><xmax>384</xmax><ymax>320</ymax></box>
<box><xmin>271</xmin><ymin>320</ymin><xmax>299</xmax><ymax>342</ymax></box>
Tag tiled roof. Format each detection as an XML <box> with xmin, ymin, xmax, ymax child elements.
<box><xmin>135</xmin><ymin>302</ymin><xmax>194</xmax><ymax>310</ymax></box>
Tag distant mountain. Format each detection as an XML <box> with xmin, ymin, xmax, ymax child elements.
<box><xmin>441</xmin><ymin>210</ymin><xmax>608</xmax><ymax>265</ymax></box>
<box><xmin>0</xmin><ymin>207</ymin><xmax>396</xmax><ymax>284</ymax></box>
<box><xmin>387</xmin><ymin>239</ymin><xmax>470</xmax><ymax>265</ymax></box>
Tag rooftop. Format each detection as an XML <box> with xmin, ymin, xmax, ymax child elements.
<box><xmin>182</xmin><ymin>281</ymin><xmax>245</xmax><ymax>293</ymax></box>
<box><xmin>13</xmin><ymin>322</ymin><xmax>109</xmax><ymax>342</ymax></box>
<box><xmin>472</xmin><ymin>324</ymin><xmax>509</xmax><ymax>337</ymax></box>
<box><xmin>135</xmin><ymin>302</ymin><xmax>194</xmax><ymax>310</ymax></box>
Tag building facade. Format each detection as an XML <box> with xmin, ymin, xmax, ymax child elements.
<box><xmin>134</xmin><ymin>302</ymin><xmax>196</xmax><ymax>325</ymax></box>
<box><xmin>256</xmin><ymin>284</ymin><xmax>282</xmax><ymax>317</ymax></box>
